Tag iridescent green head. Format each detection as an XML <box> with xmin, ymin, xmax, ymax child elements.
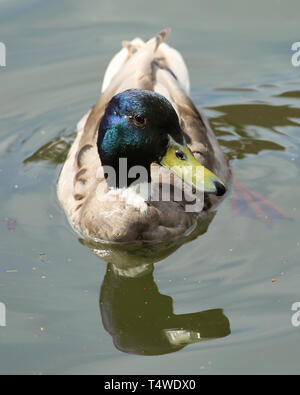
<box><xmin>97</xmin><ymin>89</ymin><xmax>226</xmax><ymax>195</ymax></box>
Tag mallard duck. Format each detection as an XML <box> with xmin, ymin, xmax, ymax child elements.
<box><xmin>57</xmin><ymin>29</ymin><xmax>231</xmax><ymax>243</ymax></box>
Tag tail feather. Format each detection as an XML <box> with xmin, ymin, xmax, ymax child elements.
<box><xmin>101</xmin><ymin>28</ymin><xmax>189</xmax><ymax>94</ymax></box>
<box><xmin>153</xmin><ymin>28</ymin><xmax>171</xmax><ymax>51</ymax></box>
<box><xmin>122</xmin><ymin>40</ymin><xmax>139</xmax><ymax>55</ymax></box>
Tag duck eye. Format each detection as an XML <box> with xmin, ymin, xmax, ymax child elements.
<box><xmin>132</xmin><ymin>114</ymin><xmax>146</xmax><ymax>127</ymax></box>
<box><xmin>175</xmin><ymin>150</ymin><xmax>187</xmax><ymax>161</ymax></box>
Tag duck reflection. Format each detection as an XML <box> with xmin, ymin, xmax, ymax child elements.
<box><xmin>80</xmin><ymin>212</ymin><xmax>231</xmax><ymax>356</ymax></box>
<box><xmin>100</xmin><ymin>263</ymin><xmax>230</xmax><ymax>356</ymax></box>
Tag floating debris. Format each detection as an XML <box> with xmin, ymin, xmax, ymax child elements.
<box><xmin>39</xmin><ymin>253</ymin><xmax>47</xmax><ymax>263</ymax></box>
<box><xmin>7</xmin><ymin>218</ymin><xmax>17</xmax><ymax>231</ymax></box>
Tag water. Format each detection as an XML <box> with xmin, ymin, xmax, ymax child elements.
<box><xmin>0</xmin><ymin>0</ymin><xmax>300</xmax><ymax>374</ymax></box>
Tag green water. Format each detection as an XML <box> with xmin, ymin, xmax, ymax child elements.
<box><xmin>0</xmin><ymin>0</ymin><xmax>300</xmax><ymax>374</ymax></box>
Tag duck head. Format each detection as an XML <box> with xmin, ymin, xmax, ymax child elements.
<box><xmin>97</xmin><ymin>89</ymin><xmax>226</xmax><ymax>196</ymax></box>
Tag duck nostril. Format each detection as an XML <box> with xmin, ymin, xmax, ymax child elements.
<box><xmin>175</xmin><ymin>150</ymin><xmax>186</xmax><ymax>160</ymax></box>
<box><xmin>214</xmin><ymin>180</ymin><xmax>226</xmax><ymax>196</ymax></box>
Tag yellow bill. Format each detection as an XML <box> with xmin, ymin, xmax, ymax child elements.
<box><xmin>160</xmin><ymin>138</ymin><xmax>226</xmax><ymax>196</ymax></box>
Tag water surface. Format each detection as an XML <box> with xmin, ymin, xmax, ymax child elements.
<box><xmin>0</xmin><ymin>0</ymin><xmax>300</xmax><ymax>374</ymax></box>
